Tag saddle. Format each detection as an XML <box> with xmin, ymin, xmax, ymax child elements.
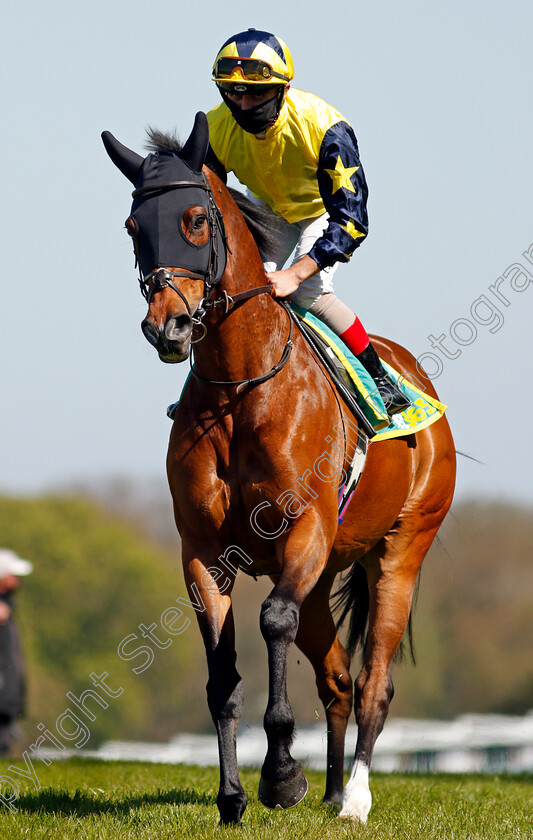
<box><xmin>289</xmin><ymin>304</ymin><xmax>447</xmax><ymax>444</ymax></box>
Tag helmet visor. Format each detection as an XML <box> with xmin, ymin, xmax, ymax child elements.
<box><xmin>213</xmin><ymin>57</ymin><xmax>290</xmax><ymax>83</ymax></box>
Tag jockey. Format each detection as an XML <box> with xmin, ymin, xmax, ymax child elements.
<box><xmin>207</xmin><ymin>28</ymin><xmax>410</xmax><ymax>415</ymax></box>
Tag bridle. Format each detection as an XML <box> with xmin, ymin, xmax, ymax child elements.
<box><xmin>130</xmin><ymin>171</ymin><xmax>294</xmax><ymax>391</ymax></box>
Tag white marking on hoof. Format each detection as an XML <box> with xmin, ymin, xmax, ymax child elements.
<box><xmin>339</xmin><ymin>762</ymin><xmax>371</xmax><ymax>822</ymax></box>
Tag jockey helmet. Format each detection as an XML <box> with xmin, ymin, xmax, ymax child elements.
<box><xmin>212</xmin><ymin>28</ymin><xmax>294</xmax><ymax>92</ymax></box>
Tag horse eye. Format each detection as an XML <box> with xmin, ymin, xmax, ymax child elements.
<box><xmin>125</xmin><ymin>218</ymin><xmax>136</xmax><ymax>237</ymax></box>
<box><xmin>193</xmin><ymin>215</ymin><xmax>207</xmax><ymax>229</ymax></box>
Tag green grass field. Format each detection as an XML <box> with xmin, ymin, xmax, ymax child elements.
<box><xmin>0</xmin><ymin>759</ymin><xmax>532</xmax><ymax>839</ymax></box>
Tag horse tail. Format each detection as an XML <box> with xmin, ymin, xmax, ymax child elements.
<box><xmin>332</xmin><ymin>562</ymin><xmax>370</xmax><ymax>659</ymax></box>
<box><xmin>332</xmin><ymin>562</ymin><xmax>419</xmax><ymax>663</ymax></box>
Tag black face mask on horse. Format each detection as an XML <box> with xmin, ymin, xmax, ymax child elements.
<box><xmin>102</xmin><ymin>113</ymin><xmax>227</xmax><ymax>303</ymax></box>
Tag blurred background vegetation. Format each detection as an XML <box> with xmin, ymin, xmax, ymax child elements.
<box><xmin>0</xmin><ymin>487</ymin><xmax>532</xmax><ymax>751</ymax></box>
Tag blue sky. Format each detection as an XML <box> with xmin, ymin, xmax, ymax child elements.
<box><xmin>1</xmin><ymin>0</ymin><xmax>532</xmax><ymax>503</ymax></box>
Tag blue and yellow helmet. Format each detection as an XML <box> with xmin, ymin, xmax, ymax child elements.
<box><xmin>212</xmin><ymin>28</ymin><xmax>294</xmax><ymax>89</ymax></box>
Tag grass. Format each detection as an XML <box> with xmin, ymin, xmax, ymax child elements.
<box><xmin>0</xmin><ymin>759</ymin><xmax>532</xmax><ymax>839</ymax></box>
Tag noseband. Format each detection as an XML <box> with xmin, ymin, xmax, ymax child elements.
<box><xmin>141</xmin><ymin>267</ymin><xmax>203</xmax><ymax>311</ymax></box>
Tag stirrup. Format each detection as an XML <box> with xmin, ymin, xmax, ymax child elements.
<box><xmin>373</xmin><ymin>374</ymin><xmax>411</xmax><ymax>416</ymax></box>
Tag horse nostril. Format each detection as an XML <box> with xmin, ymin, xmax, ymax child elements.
<box><xmin>141</xmin><ymin>319</ymin><xmax>160</xmax><ymax>347</ymax></box>
<box><xmin>165</xmin><ymin>314</ymin><xmax>193</xmax><ymax>341</ymax></box>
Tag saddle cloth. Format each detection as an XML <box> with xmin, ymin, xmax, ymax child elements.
<box><xmin>290</xmin><ymin>304</ymin><xmax>447</xmax><ymax>443</ymax></box>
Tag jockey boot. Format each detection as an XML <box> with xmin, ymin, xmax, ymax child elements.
<box><xmin>356</xmin><ymin>342</ymin><xmax>411</xmax><ymax>416</ymax></box>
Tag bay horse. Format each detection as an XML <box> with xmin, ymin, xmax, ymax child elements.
<box><xmin>102</xmin><ymin>112</ymin><xmax>456</xmax><ymax>825</ymax></box>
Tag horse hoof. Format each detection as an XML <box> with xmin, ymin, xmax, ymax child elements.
<box><xmin>339</xmin><ymin>784</ymin><xmax>371</xmax><ymax>822</ymax></box>
<box><xmin>217</xmin><ymin>792</ymin><xmax>248</xmax><ymax>825</ymax></box>
<box><xmin>258</xmin><ymin>766</ymin><xmax>308</xmax><ymax>809</ymax></box>
<box><xmin>339</xmin><ymin>811</ymin><xmax>368</xmax><ymax>823</ymax></box>
<box><xmin>340</xmin><ymin>763</ymin><xmax>372</xmax><ymax>822</ymax></box>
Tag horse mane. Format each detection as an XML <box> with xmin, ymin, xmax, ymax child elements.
<box><xmin>145</xmin><ymin>127</ymin><xmax>284</xmax><ymax>261</ymax></box>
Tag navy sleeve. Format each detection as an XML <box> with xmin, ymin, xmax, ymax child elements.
<box><xmin>309</xmin><ymin>121</ymin><xmax>369</xmax><ymax>269</ymax></box>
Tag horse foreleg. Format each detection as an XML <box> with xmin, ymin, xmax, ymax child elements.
<box><xmin>182</xmin><ymin>547</ymin><xmax>247</xmax><ymax>825</ymax></box>
<box><xmin>258</xmin><ymin>518</ymin><xmax>330</xmax><ymax>810</ymax></box>
<box><xmin>258</xmin><ymin>589</ymin><xmax>308</xmax><ymax>809</ymax></box>
<box><xmin>295</xmin><ymin>573</ymin><xmax>352</xmax><ymax>807</ymax></box>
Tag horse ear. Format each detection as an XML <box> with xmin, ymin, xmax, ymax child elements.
<box><xmin>101</xmin><ymin>131</ymin><xmax>144</xmax><ymax>185</ymax></box>
<box><xmin>179</xmin><ymin>112</ymin><xmax>209</xmax><ymax>173</ymax></box>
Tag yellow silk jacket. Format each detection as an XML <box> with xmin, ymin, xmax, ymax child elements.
<box><xmin>206</xmin><ymin>88</ymin><xmax>368</xmax><ymax>268</ymax></box>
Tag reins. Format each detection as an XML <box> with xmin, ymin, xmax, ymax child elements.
<box><xmin>190</xmin><ymin>297</ymin><xmax>294</xmax><ymax>394</ymax></box>
<box><xmin>202</xmin><ymin>283</ymin><xmax>273</xmax><ymax>313</ymax></box>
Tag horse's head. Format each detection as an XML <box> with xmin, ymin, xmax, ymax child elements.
<box><xmin>102</xmin><ymin>113</ymin><xmax>227</xmax><ymax>363</ymax></box>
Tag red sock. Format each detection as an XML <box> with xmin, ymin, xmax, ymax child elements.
<box><xmin>339</xmin><ymin>317</ymin><xmax>370</xmax><ymax>356</ymax></box>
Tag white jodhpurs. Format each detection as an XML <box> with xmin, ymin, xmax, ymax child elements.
<box><xmin>247</xmin><ymin>195</ymin><xmax>338</xmax><ymax>310</ymax></box>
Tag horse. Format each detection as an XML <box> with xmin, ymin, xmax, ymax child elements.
<box><xmin>102</xmin><ymin>112</ymin><xmax>456</xmax><ymax>825</ymax></box>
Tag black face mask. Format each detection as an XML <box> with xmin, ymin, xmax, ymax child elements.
<box><xmin>222</xmin><ymin>93</ymin><xmax>280</xmax><ymax>135</ymax></box>
<box><xmin>129</xmin><ymin>151</ymin><xmax>226</xmax><ymax>281</ymax></box>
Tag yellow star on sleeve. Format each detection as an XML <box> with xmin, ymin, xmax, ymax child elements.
<box><xmin>325</xmin><ymin>155</ymin><xmax>359</xmax><ymax>194</ymax></box>
<box><xmin>341</xmin><ymin>220</ymin><xmax>366</xmax><ymax>240</ymax></box>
